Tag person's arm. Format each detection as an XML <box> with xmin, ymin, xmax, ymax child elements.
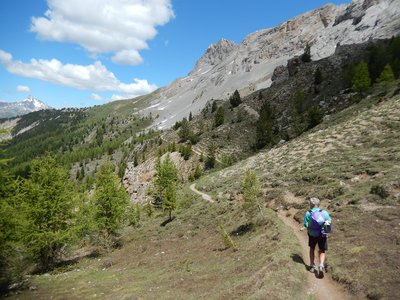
<box><xmin>323</xmin><ymin>210</ymin><xmax>331</xmax><ymax>223</ymax></box>
<box><xmin>323</xmin><ymin>210</ymin><xmax>332</xmax><ymax>232</ymax></box>
<box><xmin>303</xmin><ymin>211</ymin><xmax>310</xmax><ymax>228</ymax></box>
<box><xmin>300</xmin><ymin>212</ymin><xmax>309</xmax><ymax>231</ymax></box>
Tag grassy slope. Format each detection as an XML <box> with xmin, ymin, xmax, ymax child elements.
<box><xmin>196</xmin><ymin>85</ymin><xmax>400</xmax><ymax>298</ymax></box>
<box><xmin>8</xmin><ymin>85</ymin><xmax>400</xmax><ymax>299</ymax></box>
<box><xmin>13</xmin><ymin>191</ymin><xmax>306</xmax><ymax>299</ymax></box>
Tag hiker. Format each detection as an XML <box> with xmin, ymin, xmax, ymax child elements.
<box><xmin>302</xmin><ymin>197</ymin><xmax>331</xmax><ymax>276</ymax></box>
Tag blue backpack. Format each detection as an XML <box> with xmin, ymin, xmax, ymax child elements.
<box><xmin>309</xmin><ymin>209</ymin><xmax>331</xmax><ymax>237</ymax></box>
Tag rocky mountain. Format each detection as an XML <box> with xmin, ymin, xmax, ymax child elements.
<box><xmin>140</xmin><ymin>0</ymin><xmax>400</xmax><ymax>130</ymax></box>
<box><xmin>0</xmin><ymin>96</ymin><xmax>51</xmax><ymax>119</ymax></box>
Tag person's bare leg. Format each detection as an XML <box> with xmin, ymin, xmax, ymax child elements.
<box><xmin>319</xmin><ymin>250</ymin><xmax>326</xmax><ymax>266</ymax></box>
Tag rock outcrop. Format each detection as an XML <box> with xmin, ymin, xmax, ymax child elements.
<box><xmin>123</xmin><ymin>151</ymin><xmax>196</xmax><ymax>203</ymax></box>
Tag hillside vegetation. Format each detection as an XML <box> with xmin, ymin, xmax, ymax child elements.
<box><xmin>4</xmin><ymin>80</ymin><xmax>400</xmax><ymax>300</ymax></box>
<box><xmin>1</xmin><ymin>38</ymin><xmax>400</xmax><ymax>299</ymax></box>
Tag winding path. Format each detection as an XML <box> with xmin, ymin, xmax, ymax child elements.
<box><xmin>188</xmin><ymin>184</ymin><xmax>357</xmax><ymax>299</ymax></box>
<box><xmin>277</xmin><ymin>209</ymin><xmax>359</xmax><ymax>300</ymax></box>
<box><xmin>189</xmin><ymin>183</ymin><xmax>214</xmax><ymax>203</ymax></box>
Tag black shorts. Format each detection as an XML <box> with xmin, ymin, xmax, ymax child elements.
<box><xmin>308</xmin><ymin>234</ymin><xmax>328</xmax><ymax>251</ymax></box>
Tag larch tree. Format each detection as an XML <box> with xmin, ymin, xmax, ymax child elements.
<box><xmin>93</xmin><ymin>162</ymin><xmax>129</xmax><ymax>241</ymax></box>
<box><xmin>153</xmin><ymin>153</ymin><xmax>178</xmax><ymax>219</ymax></box>
<box><xmin>21</xmin><ymin>154</ymin><xmax>77</xmax><ymax>270</ymax></box>
<box><xmin>241</xmin><ymin>170</ymin><xmax>263</xmax><ymax>224</ymax></box>
<box><xmin>352</xmin><ymin>60</ymin><xmax>371</xmax><ymax>93</ymax></box>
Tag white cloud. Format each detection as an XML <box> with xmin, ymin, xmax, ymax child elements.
<box><xmin>90</xmin><ymin>93</ymin><xmax>104</xmax><ymax>101</ymax></box>
<box><xmin>16</xmin><ymin>85</ymin><xmax>30</xmax><ymax>92</ymax></box>
<box><xmin>31</xmin><ymin>0</ymin><xmax>174</xmax><ymax>65</ymax></box>
<box><xmin>0</xmin><ymin>50</ymin><xmax>157</xmax><ymax>98</ymax></box>
<box><xmin>112</xmin><ymin>50</ymin><xmax>143</xmax><ymax>65</ymax></box>
<box><xmin>0</xmin><ymin>50</ymin><xmax>12</xmax><ymax>65</ymax></box>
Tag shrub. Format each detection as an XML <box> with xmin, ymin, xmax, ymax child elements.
<box><xmin>219</xmin><ymin>224</ymin><xmax>237</xmax><ymax>250</ymax></box>
<box><xmin>370</xmin><ymin>184</ymin><xmax>389</xmax><ymax>198</ymax></box>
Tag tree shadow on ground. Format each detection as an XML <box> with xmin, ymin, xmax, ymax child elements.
<box><xmin>160</xmin><ymin>216</ymin><xmax>175</xmax><ymax>227</ymax></box>
<box><xmin>230</xmin><ymin>223</ymin><xmax>254</xmax><ymax>236</ymax></box>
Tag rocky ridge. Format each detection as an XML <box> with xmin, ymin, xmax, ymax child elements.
<box><xmin>140</xmin><ymin>0</ymin><xmax>400</xmax><ymax>129</ymax></box>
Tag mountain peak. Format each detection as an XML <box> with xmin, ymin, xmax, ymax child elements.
<box><xmin>0</xmin><ymin>96</ymin><xmax>51</xmax><ymax>118</ymax></box>
<box><xmin>191</xmin><ymin>38</ymin><xmax>237</xmax><ymax>74</ymax></box>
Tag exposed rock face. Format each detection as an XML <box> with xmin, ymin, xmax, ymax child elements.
<box><xmin>140</xmin><ymin>0</ymin><xmax>400</xmax><ymax>130</ymax></box>
<box><xmin>123</xmin><ymin>157</ymin><xmax>156</xmax><ymax>204</ymax></box>
<box><xmin>191</xmin><ymin>39</ymin><xmax>237</xmax><ymax>72</ymax></box>
<box><xmin>123</xmin><ymin>152</ymin><xmax>195</xmax><ymax>203</ymax></box>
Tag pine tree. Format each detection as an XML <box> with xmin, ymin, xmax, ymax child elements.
<box><xmin>162</xmin><ymin>184</ymin><xmax>176</xmax><ymax>220</ymax></box>
<box><xmin>0</xmin><ymin>153</ymin><xmax>23</xmax><ymax>286</ymax></box>
<box><xmin>229</xmin><ymin>90</ymin><xmax>242</xmax><ymax>108</ymax></box>
<box><xmin>307</xmin><ymin>105</ymin><xmax>323</xmax><ymax>129</ymax></box>
<box><xmin>205</xmin><ymin>143</ymin><xmax>217</xmax><ymax>169</ymax></box>
<box><xmin>314</xmin><ymin>68</ymin><xmax>323</xmax><ymax>85</ymax></box>
<box><xmin>214</xmin><ymin>106</ymin><xmax>225</xmax><ymax>127</ymax></box>
<box><xmin>20</xmin><ymin>154</ymin><xmax>77</xmax><ymax>270</ymax></box>
<box><xmin>189</xmin><ymin>111</ymin><xmax>193</xmax><ymax>121</ymax></box>
<box><xmin>211</xmin><ymin>101</ymin><xmax>218</xmax><ymax>113</ymax></box>
<box><xmin>178</xmin><ymin>118</ymin><xmax>191</xmax><ymax>142</ymax></box>
<box><xmin>153</xmin><ymin>153</ymin><xmax>178</xmax><ymax>211</ymax></box>
<box><xmin>301</xmin><ymin>43</ymin><xmax>311</xmax><ymax>62</ymax></box>
<box><xmin>241</xmin><ymin>170</ymin><xmax>263</xmax><ymax>223</ymax></box>
<box><xmin>290</xmin><ymin>89</ymin><xmax>306</xmax><ymax>136</ymax></box>
<box><xmin>94</xmin><ymin>162</ymin><xmax>128</xmax><ymax>239</ymax></box>
<box><xmin>293</xmin><ymin>88</ymin><xmax>306</xmax><ymax>114</ymax></box>
<box><xmin>377</xmin><ymin>64</ymin><xmax>395</xmax><ymax>83</ymax></box>
<box><xmin>193</xmin><ymin>163</ymin><xmax>203</xmax><ymax>180</ymax></box>
<box><xmin>256</xmin><ymin>102</ymin><xmax>275</xmax><ymax>149</ymax></box>
<box><xmin>352</xmin><ymin>60</ymin><xmax>371</xmax><ymax>93</ymax></box>
<box><xmin>377</xmin><ymin>64</ymin><xmax>396</xmax><ymax>92</ymax></box>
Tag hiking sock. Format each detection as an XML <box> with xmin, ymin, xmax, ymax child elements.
<box><xmin>319</xmin><ymin>264</ymin><xmax>325</xmax><ymax>273</ymax></box>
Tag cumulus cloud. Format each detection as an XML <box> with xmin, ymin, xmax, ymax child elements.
<box><xmin>0</xmin><ymin>50</ymin><xmax>157</xmax><ymax>98</ymax></box>
<box><xmin>16</xmin><ymin>85</ymin><xmax>31</xmax><ymax>92</ymax></box>
<box><xmin>111</xmin><ymin>50</ymin><xmax>143</xmax><ymax>65</ymax></box>
<box><xmin>31</xmin><ymin>0</ymin><xmax>174</xmax><ymax>65</ymax></box>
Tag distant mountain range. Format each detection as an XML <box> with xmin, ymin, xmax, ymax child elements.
<box><xmin>0</xmin><ymin>96</ymin><xmax>51</xmax><ymax>118</ymax></box>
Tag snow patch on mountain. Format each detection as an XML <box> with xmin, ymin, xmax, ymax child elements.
<box><xmin>0</xmin><ymin>96</ymin><xmax>51</xmax><ymax>118</ymax></box>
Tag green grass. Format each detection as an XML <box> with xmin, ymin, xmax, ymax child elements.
<box><xmin>6</xmin><ymin>83</ymin><xmax>400</xmax><ymax>299</ymax></box>
<box><xmin>9</xmin><ymin>197</ymin><xmax>306</xmax><ymax>299</ymax></box>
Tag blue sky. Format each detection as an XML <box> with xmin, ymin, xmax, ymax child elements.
<box><xmin>0</xmin><ymin>0</ymin><xmax>351</xmax><ymax>109</ymax></box>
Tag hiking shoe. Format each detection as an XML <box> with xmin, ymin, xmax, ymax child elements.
<box><xmin>319</xmin><ymin>265</ymin><xmax>325</xmax><ymax>274</ymax></box>
<box><xmin>309</xmin><ymin>264</ymin><xmax>316</xmax><ymax>273</ymax></box>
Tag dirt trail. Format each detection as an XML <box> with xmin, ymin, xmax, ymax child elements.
<box><xmin>277</xmin><ymin>209</ymin><xmax>357</xmax><ymax>300</ymax></box>
<box><xmin>189</xmin><ymin>183</ymin><xmax>214</xmax><ymax>202</ymax></box>
<box><xmin>188</xmin><ymin>184</ymin><xmax>357</xmax><ymax>299</ymax></box>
